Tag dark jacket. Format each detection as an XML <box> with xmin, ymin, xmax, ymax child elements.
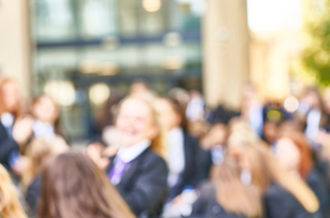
<box><xmin>0</xmin><ymin>122</ymin><xmax>19</xmax><ymax>168</ymax></box>
<box><xmin>25</xmin><ymin>175</ymin><xmax>42</xmax><ymax>215</ymax></box>
<box><xmin>191</xmin><ymin>182</ymin><xmax>247</xmax><ymax>218</ymax></box>
<box><xmin>106</xmin><ymin>148</ymin><xmax>168</xmax><ymax>217</ymax></box>
<box><xmin>169</xmin><ymin>132</ymin><xmax>204</xmax><ymax>199</ymax></box>
<box><xmin>264</xmin><ymin>183</ymin><xmax>321</xmax><ymax>218</ymax></box>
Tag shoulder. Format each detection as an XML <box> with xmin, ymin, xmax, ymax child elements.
<box><xmin>264</xmin><ymin>183</ymin><xmax>296</xmax><ymax>204</ymax></box>
<box><xmin>139</xmin><ymin>149</ymin><xmax>168</xmax><ymax>170</ymax></box>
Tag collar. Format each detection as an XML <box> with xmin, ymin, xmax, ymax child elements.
<box><xmin>168</xmin><ymin>127</ymin><xmax>183</xmax><ymax>138</ymax></box>
<box><xmin>117</xmin><ymin>139</ymin><xmax>151</xmax><ymax>163</ymax></box>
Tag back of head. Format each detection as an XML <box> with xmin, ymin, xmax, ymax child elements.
<box><xmin>22</xmin><ymin>136</ymin><xmax>68</xmax><ymax>188</ymax></box>
<box><xmin>38</xmin><ymin>151</ymin><xmax>135</xmax><ymax>218</ymax></box>
<box><xmin>214</xmin><ymin>158</ymin><xmax>263</xmax><ymax>218</ymax></box>
<box><xmin>230</xmin><ymin>144</ymin><xmax>319</xmax><ymax>214</ymax></box>
<box><xmin>0</xmin><ymin>164</ymin><xmax>27</xmax><ymax>218</ymax></box>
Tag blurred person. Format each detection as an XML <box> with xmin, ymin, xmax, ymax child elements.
<box><xmin>186</xmin><ymin>90</ymin><xmax>205</xmax><ymax>122</ymax></box>
<box><xmin>129</xmin><ymin>80</ymin><xmax>154</xmax><ymax>97</ymax></box>
<box><xmin>0</xmin><ymin>164</ymin><xmax>27</xmax><ymax>218</ymax></box>
<box><xmin>298</xmin><ymin>87</ymin><xmax>328</xmax><ymax>142</ymax></box>
<box><xmin>0</xmin><ymin>77</ymin><xmax>27</xmax><ymax>169</ymax></box>
<box><xmin>229</xmin><ymin>144</ymin><xmax>320</xmax><ymax>218</ymax></box>
<box><xmin>168</xmin><ymin>87</ymin><xmax>190</xmax><ymax>109</ymax></box>
<box><xmin>22</xmin><ymin>136</ymin><xmax>68</xmax><ymax>214</ymax></box>
<box><xmin>275</xmin><ymin>132</ymin><xmax>330</xmax><ymax>216</ymax></box>
<box><xmin>38</xmin><ymin>152</ymin><xmax>135</xmax><ymax>218</ymax></box>
<box><xmin>240</xmin><ymin>84</ymin><xmax>264</xmax><ymax>138</ymax></box>
<box><xmin>155</xmin><ymin>98</ymin><xmax>204</xmax><ymax>200</ymax></box>
<box><xmin>322</xmin><ymin>87</ymin><xmax>330</xmax><ymax>132</ymax></box>
<box><xmin>191</xmin><ymin>157</ymin><xmax>263</xmax><ymax>218</ymax></box>
<box><xmin>199</xmin><ymin>123</ymin><xmax>229</xmax><ymax>180</ymax></box>
<box><xmin>30</xmin><ymin>95</ymin><xmax>63</xmax><ymax>138</ymax></box>
<box><xmin>105</xmin><ymin>96</ymin><xmax>168</xmax><ymax>217</ymax></box>
<box><xmin>92</xmin><ymin>91</ymin><xmax>123</xmax><ymax>139</ymax></box>
<box><xmin>262</xmin><ymin>121</ymin><xmax>279</xmax><ymax>146</ymax></box>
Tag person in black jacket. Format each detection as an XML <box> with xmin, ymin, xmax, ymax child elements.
<box><xmin>274</xmin><ymin>132</ymin><xmax>330</xmax><ymax>217</ymax></box>
<box><xmin>191</xmin><ymin>157</ymin><xmax>263</xmax><ymax>218</ymax></box>
<box><xmin>0</xmin><ymin>78</ymin><xmax>29</xmax><ymax>170</ymax></box>
<box><xmin>155</xmin><ymin>98</ymin><xmax>204</xmax><ymax>200</ymax></box>
<box><xmin>230</xmin><ymin>143</ymin><xmax>321</xmax><ymax>218</ymax></box>
<box><xmin>106</xmin><ymin>96</ymin><xmax>168</xmax><ymax>217</ymax></box>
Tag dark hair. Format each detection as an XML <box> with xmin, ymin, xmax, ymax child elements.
<box><xmin>166</xmin><ymin>98</ymin><xmax>189</xmax><ymax>131</ymax></box>
<box><xmin>38</xmin><ymin>152</ymin><xmax>135</xmax><ymax>218</ymax></box>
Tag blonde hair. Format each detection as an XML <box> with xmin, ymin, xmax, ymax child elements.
<box><xmin>118</xmin><ymin>95</ymin><xmax>167</xmax><ymax>158</ymax></box>
<box><xmin>229</xmin><ymin>143</ymin><xmax>319</xmax><ymax>213</ymax></box>
<box><xmin>214</xmin><ymin>158</ymin><xmax>263</xmax><ymax>218</ymax></box>
<box><xmin>0</xmin><ymin>164</ymin><xmax>27</xmax><ymax>218</ymax></box>
<box><xmin>21</xmin><ymin>136</ymin><xmax>68</xmax><ymax>188</ymax></box>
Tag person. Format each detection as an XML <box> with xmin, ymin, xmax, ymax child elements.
<box><xmin>105</xmin><ymin>95</ymin><xmax>168</xmax><ymax>217</ymax></box>
<box><xmin>38</xmin><ymin>152</ymin><xmax>135</xmax><ymax>218</ymax></box>
<box><xmin>229</xmin><ymin>143</ymin><xmax>321</xmax><ymax>218</ymax></box>
<box><xmin>275</xmin><ymin>132</ymin><xmax>330</xmax><ymax>216</ymax></box>
<box><xmin>155</xmin><ymin>98</ymin><xmax>203</xmax><ymax>200</ymax></box>
<box><xmin>199</xmin><ymin>122</ymin><xmax>229</xmax><ymax>180</ymax></box>
<box><xmin>191</xmin><ymin>157</ymin><xmax>263</xmax><ymax>218</ymax></box>
<box><xmin>30</xmin><ymin>94</ymin><xmax>64</xmax><ymax>139</ymax></box>
<box><xmin>23</xmin><ymin>136</ymin><xmax>68</xmax><ymax>214</ymax></box>
<box><xmin>0</xmin><ymin>77</ymin><xmax>27</xmax><ymax>169</ymax></box>
<box><xmin>0</xmin><ymin>164</ymin><xmax>27</xmax><ymax>218</ymax></box>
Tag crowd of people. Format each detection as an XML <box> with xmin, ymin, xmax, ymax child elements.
<box><xmin>1</xmin><ymin>76</ymin><xmax>330</xmax><ymax>218</ymax></box>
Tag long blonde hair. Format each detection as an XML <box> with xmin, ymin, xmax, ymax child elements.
<box><xmin>0</xmin><ymin>164</ymin><xmax>27</xmax><ymax>218</ymax></box>
<box><xmin>118</xmin><ymin>95</ymin><xmax>167</xmax><ymax>158</ymax></box>
<box><xmin>229</xmin><ymin>143</ymin><xmax>319</xmax><ymax>213</ymax></box>
<box><xmin>213</xmin><ymin>158</ymin><xmax>263</xmax><ymax>218</ymax></box>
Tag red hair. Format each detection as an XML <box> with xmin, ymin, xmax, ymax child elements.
<box><xmin>281</xmin><ymin>131</ymin><xmax>313</xmax><ymax>179</ymax></box>
<box><xmin>0</xmin><ymin>77</ymin><xmax>23</xmax><ymax>118</ymax></box>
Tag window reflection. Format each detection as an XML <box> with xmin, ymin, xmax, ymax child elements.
<box><xmin>36</xmin><ymin>0</ymin><xmax>75</xmax><ymax>40</ymax></box>
<box><xmin>80</xmin><ymin>0</ymin><xmax>117</xmax><ymax>38</ymax></box>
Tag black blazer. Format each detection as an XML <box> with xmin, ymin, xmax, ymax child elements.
<box><xmin>264</xmin><ymin>183</ymin><xmax>321</xmax><ymax>218</ymax></box>
<box><xmin>0</xmin><ymin>122</ymin><xmax>19</xmax><ymax>168</ymax></box>
<box><xmin>169</xmin><ymin>132</ymin><xmax>204</xmax><ymax>199</ymax></box>
<box><xmin>106</xmin><ymin>148</ymin><xmax>168</xmax><ymax>217</ymax></box>
<box><xmin>26</xmin><ymin>175</ymin><xmax>42</xmax><ymax>215</ymax></box>
<box><xmin>191</xmin><ymin>182</ymin><xmax>247</xmax><ymax>218</ymax></box>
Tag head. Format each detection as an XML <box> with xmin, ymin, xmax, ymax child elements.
<box><xmin>116</xmin><ymin>96</ymin><xmax>165</xmax><ymax>156</ymax></box>
<box><xmin>155</xmin><ymin>98</ymin><xmax>188</xmax><ymax>132</ymax></box>
<box><xmin>129</xmin><ymin>80</ymin><xmax>149</xmax><ymax>95</ymax></box>
<box><xmin>38</xmin><ymin>152</ymin><xmax>134</xmax><ymax>218</ymax></box>
<box><xmin>200</xmin><ymin>123</ymin><xmax>228</xmax><ymax>150</ymax></box>
<box><xmin>213</xmin><ymin>157</ymin><xmax>262</xmax><ymax>218</ymax></box>
<box><xmin>263</xmin><ymin>121</ymin><xmax>279</xmax><ymax>145</ymax></box>
<box><xmin>32</xmin><ymin>95</ymin><xmax>59</xmax><ymax>124</ymax></box>
<box><xmin>275</xmin><ymin>132</ymin><xmax>313</xmax><ymax>179</ymax></box>
<box><xmin>0</xmin><ymin>78</ymin><xmax>22</xmax><ymax>117</ymax></box>
<box><xmin>0</xmin><ymin>164</ymin><xmax>27</xmax><ymax>218</ymax></box>
<box><xmin>228</xmin><ymin>143</ymin><xmax>319</xmax><ymax>213</ymax></box>
<box><xmin>304</xmin><ymin>87</ymin><xmax>323</xmax><ymax>109</ymax></box>
<box><xmin>22</xmin><ymin>136</ymin><xmax>68</xmax><ymax>188</ymax></box>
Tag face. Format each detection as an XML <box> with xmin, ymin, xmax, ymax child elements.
<box><xmin>2</xmin><ymin>82</ymin><xmax>19</xmax><ymax>112</ymax></box>
<box><xmin>275</xmin><ymin>138</ymin><xmax>301</xmax><ymax>172</ymax></box>
<box><xmin>116</xmin><ymin>98</ymin><xmax>158</xmax><ymax>147</ymax></box>
<box><xmin>155</xmin><ymin>99</ymin><xmax>181</xmax><ymax>131</ymax></box>
<box><xmin>33</xmin><ymin>96</ymin><xmax>58</xmax><ymax>124</ymax></box>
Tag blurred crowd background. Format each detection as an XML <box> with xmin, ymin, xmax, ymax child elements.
<box><xmin>2</xmin><ymin>0</ymin><xmax>330</xmax><ymax>218</ymax></box>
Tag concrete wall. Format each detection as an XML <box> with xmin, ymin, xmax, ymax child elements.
<box><xmin>202</xmin><ymin>0</ymin><xmax>249</xmax><ymax>110</ymax></box>
<box><xmin>0</xmin><ymin>0</ymin><xmax>31</xmax><ymax>99</ymax></box>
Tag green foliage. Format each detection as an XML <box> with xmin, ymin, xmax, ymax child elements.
<box><xmin>301</xmin><ymin>0</ymin><xmax>330</xmax><ymax>85</ymax></box>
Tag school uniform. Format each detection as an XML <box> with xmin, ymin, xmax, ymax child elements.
<box><xmin>106</xmin><ymin>140</ymin><xmax>168</xmax><ymax>217</ymax></box>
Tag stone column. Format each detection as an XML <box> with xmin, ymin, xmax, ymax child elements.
<box><xmin>0</xmin><ymin>0</ymin><xmax>31</xmax><ymax>99</ymax></box>
<box><xmin>202</xmin><ymin>0</ymin><xmax>249</xmax><ymax>110</ymax></box>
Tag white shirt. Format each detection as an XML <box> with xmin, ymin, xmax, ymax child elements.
<box><xmin>167</xmin><ymin>127</ymin><xmax>185</xmax><ymax>187</ymax></box>
<box><xmin>116</xmin><ymin>139</ymin><xmax>151</xmax><ymax>163</ymax></box>
<box><xmin>305</xmin><ymin>109</ymin><xmax>321</xmax><ymax>141</ymax></box>
<box><xmin>32</xmin><ymin>120</ymin><xmax>55</xmax><ymax>138</ymax></box>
